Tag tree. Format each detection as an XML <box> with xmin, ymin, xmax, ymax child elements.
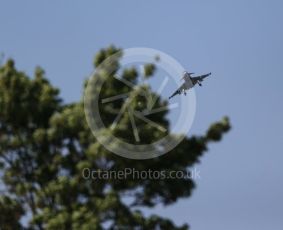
<box><xmin>0</xmin><ymin>46</ymin><xmax>230</xmax><ymax>230</ymax></box>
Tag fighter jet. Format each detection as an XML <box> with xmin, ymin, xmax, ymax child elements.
<box><xmin>169</xmin><ymin>71</ymin><xmax>211</xmax><ymax>99</ymax></box>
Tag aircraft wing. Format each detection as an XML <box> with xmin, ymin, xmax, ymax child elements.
<box><xmin>195</xmin><ymin>72</ymin><xmax>211</xmax><ymax>82</ymax></box>
<box><xmin>169</xmin><ymin>83</ymin><xmax>186</xmax><ymax>99</ymax></box>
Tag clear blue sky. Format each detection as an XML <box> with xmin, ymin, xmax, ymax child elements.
<box><xmin>1</xmin><ymin>1</ymin><xmax>283</xmax><ymax>229</ymax></box>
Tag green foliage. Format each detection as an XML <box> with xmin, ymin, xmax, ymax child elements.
<box><xmin>0</xmin><ymin>196</ymin><xmax>23</xmax><ymax>230</ymax></box>
<box><xmin>0</xmin><ymin>46</ymin><xmax>230</xmax><ymax>229</ymax></box>
<box><xmin>144</xmin><ymin>63</ymin><xmax>156</xmax><ymax>78</ymax></box>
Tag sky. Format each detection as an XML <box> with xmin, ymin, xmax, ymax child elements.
<box><xmin>1</xmin><ymin>0</ymin><xmax>283</xmax><ymax>229</ymax></box>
